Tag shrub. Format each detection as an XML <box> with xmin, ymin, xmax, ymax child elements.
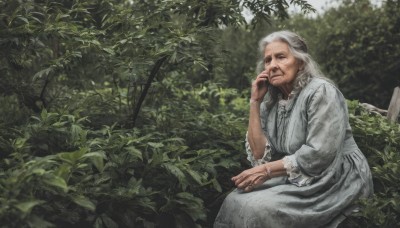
<box><xmin>346</xmin><ymin>100</ymin><xmax>400</xmax><ymax>227</ymax></box>
<box><xmin>0</xmin><ymin>82</ymin><xmax>248</xmax><ymax>227</ymax></box>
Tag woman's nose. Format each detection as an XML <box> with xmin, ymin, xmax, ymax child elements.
<box><xmin>268</xmin><ymin>59</ymin><xmax>278</xmax><ymax>70</ymax></box>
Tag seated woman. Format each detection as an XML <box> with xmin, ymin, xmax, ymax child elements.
<box><xmin>214</xmin><ymin>30</ymin><xmax>373</xmax><ymax>228</ymax></box>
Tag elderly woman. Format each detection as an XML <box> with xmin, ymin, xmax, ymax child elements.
<box><xmin>214</xmin><ymin>31</ymin><xmax>373</xmax><ymax>228</ymax></box>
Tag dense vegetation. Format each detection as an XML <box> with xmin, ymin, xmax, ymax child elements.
<box><xmin>0</xmin><ymin>0</ymin><xmax>399</xmax><ymax>227</ymax></box>
<box><xmin>219</xmin><ymin>0</ymin><xmax>400</xmax><ymax>109</ymax></box>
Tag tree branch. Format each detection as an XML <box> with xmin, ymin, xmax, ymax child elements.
<box><xmin>131</xmin><ymin>55</ymin><xmax>168</xmax><ymax>127</ymax></box>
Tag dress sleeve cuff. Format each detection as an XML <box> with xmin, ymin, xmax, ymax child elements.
<box><xmin>245</xmin><ymin>132</ymin><xmax>271</xmax><ymax>167</ymax></box>
<box><xmin>282</xmin><ymin>155</ymin><xmax>314</xmax><ymax>187</ymax></box>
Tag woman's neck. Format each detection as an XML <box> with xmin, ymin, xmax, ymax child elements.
<box><xmin>278</xmin><ymin>84</ymin><xmax>293</xmax><ymax>100</ymax></box>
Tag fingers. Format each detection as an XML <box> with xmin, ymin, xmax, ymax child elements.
<box><xmin>232</xmin><ymin>177</ymin><xmax>255</xmax><ymax>190</ymax></box>
<box><xmin>232</xmin><ymin>169</ymin><xmax>270</xmax><ymax>192</ymax></box>
<box><xmin>252</xmin><ymin>174</ymin><xmax>268</xmax><ymax>186</ymax></box>
<box><xmin>231</xmin><ymin>173</ymin><xmax>246</xmax><ymax>187</ymax></box>
<box><xmin>252</xmin><ymin>75</ymin><xmax>269</xmax><ymax>93</ymax></box>
<box><xmin>236</xmin><ymin>180</ymin><xmax>254</xmax><ymax>192</ymax></box>
<box><xmin>243</xmin><ymin>184</ymin><xmax>254</xmax><ymax>192</ymax></box>
<box><xmin>256</xmin><ymin>70</ymin><xmax>269</xmax><ymax>82</ymax></box>
<box><xmin>231</xmin><ymin>169</ymin><xmax>249</xmax><ymax>181</ymax></box>
<box><xmin>240</xmin><ymin>175</ymin><xmax>267</xmax><ymax>192</ymax></box>
<box><xmin>232</xmin><ymin>171</ymin><xmax>250</xmax><ymax>188</ymax></box>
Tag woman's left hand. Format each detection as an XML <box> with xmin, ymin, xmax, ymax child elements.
<box><xmin>231</xmin><ymin>165</ymin><xmax>269</xmax><ymax>192</ymax></box>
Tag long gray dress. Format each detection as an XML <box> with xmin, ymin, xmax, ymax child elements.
<box><xmin>214</xmin><ymin>78</ymin><xmax>373</xmax><ymax>228</ymax></box>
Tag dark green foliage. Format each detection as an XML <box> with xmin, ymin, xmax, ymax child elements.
<box><xmin>0</xmin><ymin>0</ymin><xmax>314</xmax><ymax>226</ymax></box>
<box><xmin>217</xmin><ymin>0</ymin><xmax>400</xmax><ymax>109</ymax></box>
<box><xmin>346</xmin><ymin>100</ymin><xmax>400</xmax><ymax>227</ymax></box>
<box><xmin>314</xmin><ymin>0</ymin><xmax>400</xmax><ymax>109</ymax></box>
<box><xmin>3</xmin><ymin>0</ymin><xmax>400</xmax><ymax>227</ymax></box>
<box><xmin>0</xmin><ymin>86</ymin><xmax>247</xmax><ymax>227</ymax></box>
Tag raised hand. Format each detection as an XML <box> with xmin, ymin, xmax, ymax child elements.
<box><xmin>250</xmin><ymin>70</ymin><xmax>269</xmax><ymax>103</ymax></box>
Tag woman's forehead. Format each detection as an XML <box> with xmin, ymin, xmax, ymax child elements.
<box><xmin>264</xmin><ymin>41</ymin><xmax>290</xmax><ymax>55</ymax></box>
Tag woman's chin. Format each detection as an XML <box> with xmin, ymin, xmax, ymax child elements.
<box><xmin>269</xmin><ymin>80</ymin><xmax>283</xmax><ymax>87</ymax></box>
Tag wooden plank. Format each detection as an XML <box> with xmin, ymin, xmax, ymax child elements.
<box><xmin>361</xmin><ymin>103</ymin><xmax>388</xmax><ymax>115</ymax></box>
<box><xmin>387</xmin><ymin>86</ymin><xmax>400</xmax><ymax>123</ymax></box>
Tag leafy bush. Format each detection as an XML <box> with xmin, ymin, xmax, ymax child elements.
<box><xmin>0</xmin><ymin>82</ymin><xmax>248</xmax><ymax>228</ymax></box>
<box><xmin>2</xmin><ymin>88</ymin><xmax>400</xmax><ymax>227</ymax></box>
<box><xmin>346</xmin><ymin>100</ymin><xmax>400</xmax><ymax>227</ymax></box>
<box><xmin>3</xmin><ymin>0</ymin><xmax>399</xmax><ymax>227</ymax></box>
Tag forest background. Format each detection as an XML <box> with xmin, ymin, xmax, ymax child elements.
<box><xmin>0</xmin><ymin>0</ymin><xmax>399</xmax><ymax>227</ymax></box>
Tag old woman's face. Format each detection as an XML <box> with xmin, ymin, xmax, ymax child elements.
<box><xmin>263</xmin><ymin>41</ymin><xmax>301</xmax><ymax>88</ymax></box>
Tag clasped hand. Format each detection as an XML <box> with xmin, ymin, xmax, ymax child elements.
<box><xmin>231</xmin><ymin>165</ymin><xmax>270</xmax><ymax>192</ymax></box>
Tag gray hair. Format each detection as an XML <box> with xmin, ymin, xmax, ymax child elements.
<box><xmin>256</xmin><ymin>30</ymin><xmax>331</xmax><ymax>106</ymax></box>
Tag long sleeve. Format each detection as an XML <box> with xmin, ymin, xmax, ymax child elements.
<box><xmin>245</xmin><ymin>132</ymin><xmax>272</xmax><ymax>166</ymax></box>
<box><xmin>287</xmin><ymin>83</ymin><xmax>348</xmax><ymax>177</ymax></box>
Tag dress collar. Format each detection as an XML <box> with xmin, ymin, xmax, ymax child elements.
<box><xmin>277</xmin><ymin>91</ymin><xmax>298</xmax><ymax>113</ymax></box>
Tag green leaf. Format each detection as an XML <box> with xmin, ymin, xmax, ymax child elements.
<box><xmin>102</xmin><ymin>47</ymin><xmax>115</xmax><ymax>55</ymax></box>
<box><xmin>81</xmin><ymin>151</ymin><xmax>106</xmax><ymax>160</ymax></box>
<box><xmin>27</xmin><ymin>215</ymin><xmax>55</xmax><ymax>228</ymax></box>
<box><xmin>17</xmin><ymin>16</ymin><xmax>29</xmax><ymax>24</ymax></box>
<box><xmin>15</xmin><ymin>200</ymin><xmax>45</xmax><ymax>214</ymax></box>
<box><xmin>174</xmin><ymin>192</ymin><xmax>206</xmax><ymax>221</ymax></box>
<box><xmin>32</xmin><ymin>168</ymin><xmax>46</xmax><ymax>175</ymax></box>
<box><xmin>148</xmin><ymin>142</ymin><xmax>164</xmax><ymax>148</ymax></box>
<box><xmin>71</xmin><ymin>124</ymin><xmax>84</xmax><ymax>142</ymax></box>
<box><xmin>162</xmin><ymin>163</ymin><xmax>188</xmax><ymax>189</ymax></box>
<box><xmin>185</xmin><ymin>169</ymin><xmax>204</xmax><ymax>185</ymax></box>
<box><xmin>95</xmin><ymin>214</ymin><xmax>119</xmax><ymax>228</ymax></box>
<box><xmin>44</xmin><ymin>175</ymin><xmax>68</xmax><ymax>193</ymax></box>
<box><xmin>33</xmin><ymin>68</ymin><xmax>52</xmax><ymax>80</ymax></box>
<box><xmin>81</xmin><ymin>151</ymin><xmax>106</xmax><ymax>172</ymax></box>
<box><xmin>148</xmin><ymin>151</ymin><xmax>164</xmax><ymax>166</ymax></box>
<box><xmin>58</xmin><ymin>148</ymin><xmax>88</xmax><ymax>165</ymax></box>
<box><xmin>72</xmin><ymin>195</ymin><xmax>96</xmax><ymax>211</ymax></box>
<box><xmin>125</xmin><ymin>146</ymin><xmax>143</xmax><ymax>161</ymax></box>
<box><xmin>54</xmin><ymin>164</ymin><xmax>72</xmax><ymax>181</ymax></box>
<box><xmin>90</xmin><ymin>156</ymin><xmax>105</xmax><ymax>172</ymax></box>
<box><xmin>40</xmin><ymin>109</ymin><xmax>48</xmax><ymax>120</ymax></box>
<box><xmin>211</xmin><ymin>178</ymin><xmax>222</xmax><ymax>192</ymax></box>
